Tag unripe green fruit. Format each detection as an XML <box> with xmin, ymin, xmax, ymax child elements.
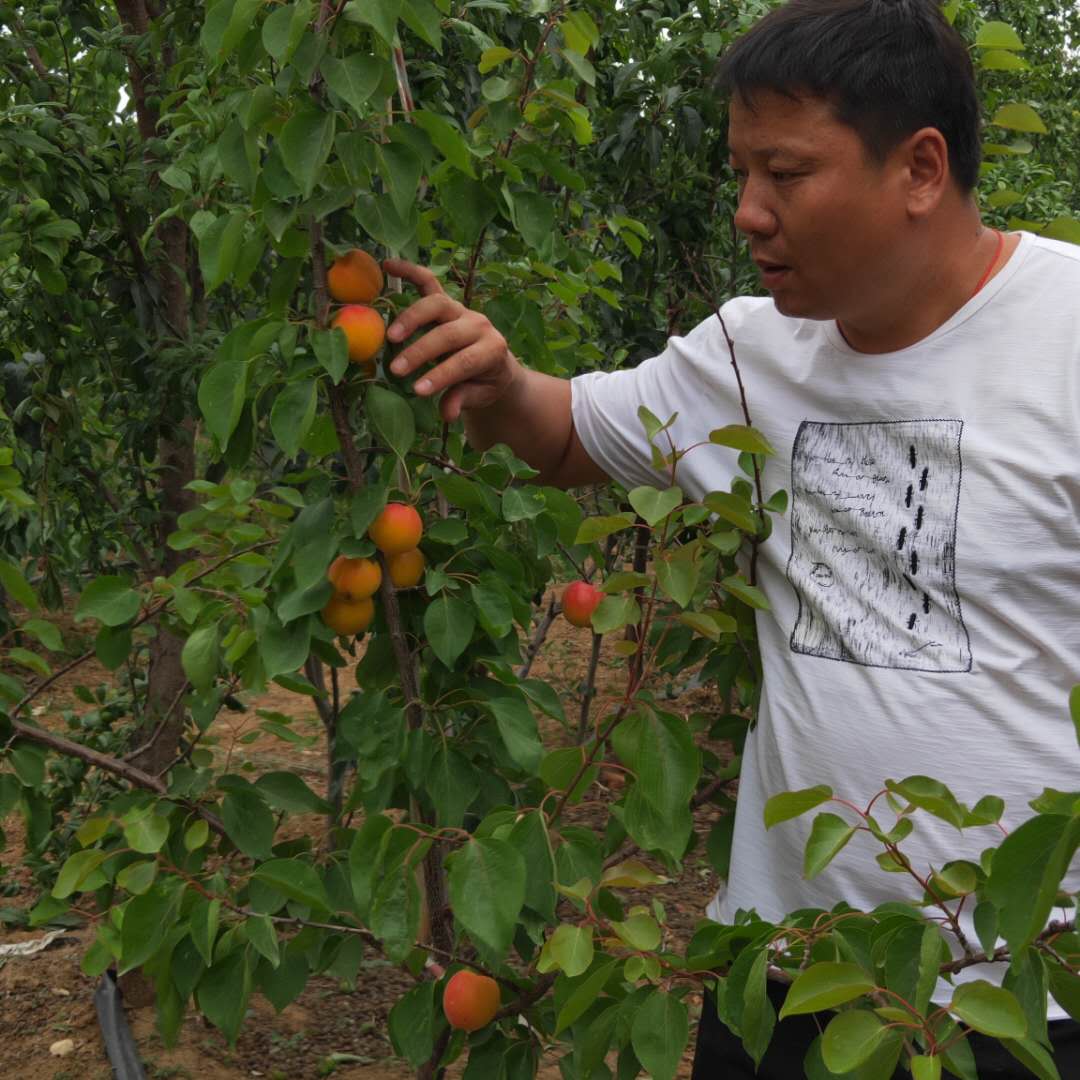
<box><xmin>39</xmin><ymin>20</ymin><xmax>58</xmax><ymax>36</ymax></box>
<box><xmin>42</xmin><ymin>3</ymin><xmax>59</xmax><ymax>16</ymax></box>
<box><xmin>145</xmin><ymin>137</ymin><xmax>168</xmax><ymax>156</ymax></box>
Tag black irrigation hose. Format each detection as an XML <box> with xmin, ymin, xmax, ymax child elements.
<box><xmin>93</xmin><ymin>970</ymin><xmax>147</xmax><ymax>1080</ymax></box>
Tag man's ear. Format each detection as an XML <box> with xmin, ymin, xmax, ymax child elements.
<box><xmin>902</xmin><ymin>126</ymin><xmax>951</xmax><ymax>218</ymax></box>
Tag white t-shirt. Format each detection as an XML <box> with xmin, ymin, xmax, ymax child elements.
<box><xmin>571</xmin><ymin>231</ymin><xmax>1080</xmax><ymax>1008</ymax></box>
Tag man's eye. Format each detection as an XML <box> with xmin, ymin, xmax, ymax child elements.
<box><xmin>771</xmin><ymin>171</ymin><xmax>800</xmax><ymax>182</ymax></box>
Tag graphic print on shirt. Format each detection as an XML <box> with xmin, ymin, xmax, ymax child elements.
<box><xmin>786</xmin><ymin>419</ymin><xmax>971</xmax><ymax>673</ymax></box>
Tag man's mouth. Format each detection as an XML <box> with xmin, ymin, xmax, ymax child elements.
<box><xmin>755</xmin><ymin>260</ymin><xmax>791</xmax><ymax>285</ymax></box>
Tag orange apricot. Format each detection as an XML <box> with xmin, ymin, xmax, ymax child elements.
<box><xmin>368</xmin><ymin>503</ymin><xmax>423</xmax><ymax>556</ymax></box>
<box><xmin>387</xmin><ymin>547</ymin><xmax>425</xmax><ymax>588</ymax></box>
<box><xmin>332</xmin><ymin>304</ymin><xmax>385</xmax><ymax>366</ymax></box>
<box><xmin>327</xmin><ymin>248</ymin><xmax>384</xmax><ymax>304</ymax></box>
<box><xmin>321</xmin><ymin>595</ymin><xmax>375</xmax><ymax>636</ymax></box>
<box><xmin>327</xmin><ymin>555</ymin><xmax>382</xmax><ymax>601</ymax></box>
<box><xmin>442</xmin><ymin>970</ymin><xmax>500</xmax><ymax>1033</ymax></box>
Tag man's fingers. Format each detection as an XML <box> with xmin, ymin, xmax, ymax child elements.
<box><xmin>412</xmin><ymin>345</ymin><xmax>497</xmax><ymax>398</ymax></box>
<box><xmin>439</xmin><ymin>382</ymin><xmax>502</xmax><ymax>423</ymax></box>
<box><xmin>385</xmin><ymin>292</ymin><xmax>464</xmax><ymax>346</ymax></box>
<box><xmin>382</xmin><ymin>258</ymin><xmax>446</xmax><ymax>298</ymax></box>
<box><xmin>389</xmin><ymin>316</ymin><xmax>480</xmax><ymax>377</ymax></box>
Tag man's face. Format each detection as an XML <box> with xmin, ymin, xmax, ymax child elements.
<box><xmin>727</xmin><ymin>90</ymin><xmax>908</xmax><ymax>321</ymax></box>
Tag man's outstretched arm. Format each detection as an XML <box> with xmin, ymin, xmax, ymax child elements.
<box><xmin>383</xmin><ymin>258</ymin><xmax>609</xmax><ymax>489</ymax></box>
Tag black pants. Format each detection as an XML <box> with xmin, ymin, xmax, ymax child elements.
<box><xmin>691</xmin><ymin>978</ymin><xmax>1080</xmax><ymax>1078</ymax></box>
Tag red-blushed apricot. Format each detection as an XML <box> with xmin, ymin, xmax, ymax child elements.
<box><xmin>368</xmin><ymin>503</ymin><xmax>423</xmax><ymax>556</ymax></box>
<box><xmin>562</xmin><ymin>580</ymin><xmax>604</xmax><ymax>628</ymax></box>
<box><xmin>327</xmin><ymin>248</ymin><xmax>384</xmax><ymax>304</ymax></box>
<box><xmin>327</xmin><ymin>555</ymin><xmax>382</xmax><ymax>601</ymax></box>
<box><xmin>442</xmin><ymin>970</ymin><xmax>500</xmax><ymax>1033</ymax></box>
<box><xmin>321</xmin><ymin>595</ymin><xmax>375</xmax><ymax>636</ymax></box>
<box><xmin>387</xmin><ymin>547</ymin><xmax>425</xmax><ymax>588</ymax></box>
<box><xmin>332</xmin><ymin>304</ymin><xmax>385</xmax><ymax>366</ymax></box>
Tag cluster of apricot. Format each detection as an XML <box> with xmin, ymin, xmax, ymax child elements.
<box><xmin>327</xmin><ymin>248</ymin><xmax>386</xmax><ymax>374</ymax></box>
<box><xmin>320</xmin><ymin>503</ymin><xmax>426</xmax><ymax>637</ymax></box>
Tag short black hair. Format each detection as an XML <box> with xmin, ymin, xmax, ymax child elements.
<box><xmin>716</xmin><ymin>0</ymin><xmax>981</xmax><ymax>191</ymax></box>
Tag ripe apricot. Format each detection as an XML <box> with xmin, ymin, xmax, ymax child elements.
<box><xmin>368</xmin><ymin>503</ymin><xmax>423</xmax><ymax>556</ymax></box>
<box><xmin>332</xmin><ymin>304</ymin><xmax>385</xmax><ymax>366</ymax></box>
<box><xmin>442</xmin><ymin>970</ymin><xmax>500</xmax><ymax>1033</ymax></box>
<box><xmin>327</xmin><ymin>248</ymin><xmax>383</xmax><ymax>304</ymax></box>
<box><xmin>387</xmin><ymin>547</ymin><xmax>425</xmax><ymax>588</ymax></box>
<box><xmin>562</xmin><ymin>581</ymin><xmax>603</xmax><ymax>628</ymax></box>
<box><xmin>321</xmin><ymin>595</ymin><xmax>375</xmax><ymax>636</ymax></box>
<box><xmin>328</xmin><ymin>555</ymin><xmax>382</xmax><ymax>600</ymax></box>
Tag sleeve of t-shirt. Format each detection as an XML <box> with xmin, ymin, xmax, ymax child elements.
<box><xmin>569</xmin><ymin>303</ymin><xmax>743</xmax><ymax>492</ymax></box>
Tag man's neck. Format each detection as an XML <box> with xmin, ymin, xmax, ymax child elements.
<box><xmin>836</xmin><ymin>222</ymin><xmax>1017</xmax><ymax>355</ymax></box>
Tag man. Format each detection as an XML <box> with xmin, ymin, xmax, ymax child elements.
<box><xmin>383</xmin><ymin>0</ymin><xmax>1080</xmax><ymax>1073</ymax></box>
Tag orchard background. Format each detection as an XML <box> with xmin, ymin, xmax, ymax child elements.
<box><xmin>1</xmin><ymin>1</ymin><xmax>1079</xmax><ymax>1078</ymax></box>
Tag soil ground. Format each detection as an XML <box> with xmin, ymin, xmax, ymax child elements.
<box><xmin>0</xmin><ymin>594</ymin><xmax>732</xmax><ymax>1079</ymax></box>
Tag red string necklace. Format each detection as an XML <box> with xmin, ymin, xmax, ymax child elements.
<box><xmin>970</xmin><ymin>227</ymin><xmax>1005</xmax><ymax>298</ymax></box>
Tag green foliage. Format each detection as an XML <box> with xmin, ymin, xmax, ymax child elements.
<box><xmin>0</xmin><ymin>1</ymin><xmax>1076</xmax><ymax>1077</ymax></box>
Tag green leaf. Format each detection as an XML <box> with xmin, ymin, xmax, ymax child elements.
<box><xmin>119</xmin><ymin>885</ymin><xmax>181</xmax><ymax>974</ymax></box>
<box><xmin>979</xmin><ymin>49</ymin><xmax>1029</xmax><ymax>71</ymax></box>
<box><xmin>740</xmin><ymin>948</ymin><xmax>776</xmax><ymax>1068</ymax></box>
<box><xmin>423</xmin><ymin>595</ymin><xmax>475</xmax><ymax>669</ymax></box>
<box><xmin>630</xmin><ymin>991</ymin><xmax>688</xmax><ymax>1080</ymax></box>
<box><xmin>721</xmin><ymin>575</ymin><xmax>770</xmax><ymax>610</ymax></box>
<box><xmin>52</xmin><ymin>849</ymin><xmax>112</xmax><ymax>899</ymax></box>
<box><xmin>389</xmin><ymin>981</ymin><xmax>436</xmax><ymax>1066</ymax></box>
<box><xmin>344</xmin><ymin>0</ymin><xmax>402</xmax><ymax>46</ymax></box>
<box><xmin>611</xmin><ymin>913</ymin><xmax>661</xmax><ymax>951</ymax></box>
<box><xmin>513</xmin><ymin>192</ymin><xmax>555</xmax><ymax>256</ymax></box>
<box><xmin>198</xmin><ymin>212</ymin><xmax>246</xmax><ymax>292</ymax></box>
<box><xmin>182</xmin><ymin>624</ymin><xmax>219</xmax><ymax>691</ymax></box>
<box><xmin>627</xmin><ymin>485</ymin><xmax>682</xmax><ymax>526</ymax></box>
<box><xmin>311</xmin><ymin>327</ymin><xmax>350</xmax><ymax>385</ymax></box>
<box><xmin>885</xmin><ymin>775</ymin><xmax>965</xmax><ymax>828</ymax></box>
<box><xmin>470</xmin><ymin>578</ymin><xmax>514</xmax><ymax>640</ymax></box>
<box><xmin>401</xmin><ymin>0</ymin><xmax>442</xmax><ymax>50</ymax></box>
<box><xmin>539</xmin><ymin>923</ymin><xmax>593</xmax><ymax>977</ymax></box>
<box><xmin>479</xmin><ymin>46</ymin><xmax>515</xmax><ymax>73</ymax></box>
<box><xmin>253</xmin><ymin>859</ymin><xmax>330</xmax><ymax>912</ymax></box>
<box><xmin>486</xmin><ymin>691</ymin><xmax>542</xmax><ymax>773</ymax></box>
<box><xmin>255</xmin><ymin>773</ymin><xmax>331</xmax><ymax>814</ymax></box>
<box><xmin>0</xmin><ymin>559</ymin><xmax>37</xmax><ymax>611</ymax></box>
<box><xmin>221</xmin><ymin>788</ymin><xmax>276</xmax><ymax>861</ymax></box>
<box><xmin>76</xmin><ymin>576</ymin><xmax>140</xmax><ymax>627</ymax></box>
<box><xmin>366</xmin><ymin>385</ymin><xmax>415</xmax><ymax>459</ymax></box>
<box><xmin>278</xmin><ymin>104</ymin><xmax>336</xmax><ymax>199</ymax></box>
<box><xmin>821</xmin><ymin>1009</ymin><xmax>885</xmax><ymax>1073</ymax></box>
<box><xmin>986</xmin><ymin>813</ymin><xmax>1079</xmax><ymax>955</ymax></box>
<box><xmin>912</xmin><ymin>1055</ymin><xmax>943</xmax><ymax>1080</ymax></box>
<box><xmin>555</xmin><ymin>958</ymin><xmax>618</xmax><ymax>1034</ymax></box>
<box><xmin>321</xmin><ymin>52</ymin><xmax>383</xmax><ymax>114</ymax></box>
<box><xmin>654</xmin><ymin>551</ymin><xmax>699</xmax><ymax>608</ymax></box>
<box><xmin>122</xmin><ymin>804</ymin><xmax>171</xmax><ymax>855</ymax></box>
<box><xmin>803</xmin><ymin>812</ymin><xmax>856</xmax><ymax>879</ymax></box>
<box><xmin>975</xmin><ymin>20</ymin><xmax>1024</xmax><ymax>49</ymax></box>
<box><xmin>574</xmin><ymin>513</ymin><xmax>635</xmax><ymax>543</ymax></box>
<box><xmin>447</xmin><ymin>838</ymin><xmax>525</xmax><ymax>957</ymax></box>
<box><xmin>412</xmin><ymin>110</ymin><xmax>475</xmax><ymax>177</ymax></box>
<box><xmin>1001</xmin><ymin>1038</ymin><xmax>1061</xmax><ymax>1080</ymax></box>
<box><xmin>21</xmin><ymin>618</ymin><xmax>63</xmax><ymax>652</ymax></box>
<box><xmin>709</xmin><ymin>424</ymin><xmax>776</xmax><ymax>456</ymax></box>
<box><xmin>1043</xmin><ymin>218</ymin><xmax>1080</xmax><ymax>246</ymax></box>
<box><xmin>199</xmin><ymin>360</ymin><xmax>249</xmax><ymax>445</ymax></box>
<box><xmin>950</xmin><ymin>981</ymin><xmax>1027</xmax><ymax>1039</ymax></box>
<box><xmin>270</xmin><ymin>379</ymin><xmax>318</xmax><ymax>460</ymax></box>
<box><xmin>378</xmin><ymin>140</ymin><xmax>423</xmax><ymax>221</ymax></box>
<box><xmin>197</xmin><ymin>950</ymin><xmax>252</xmax><ymax>1047</ymax></box>
<box><xmin>781</xmin><ymin>962</ymin><xmax>875</xmax><ymax>1018</ymax></box>
<box><xmin>990</xmin><ymin>103</ymin><xmax>1047</xmax><ymax>134</ymax></box>
<box><xmin>704</xmin><ymin>492</ymin><xmax>759</xmax><ymax>534</ymax></box>
<box><xmin>764</xmin><ymin>785</ymin><xmax>833</xmax><ymax>829</ymax></box>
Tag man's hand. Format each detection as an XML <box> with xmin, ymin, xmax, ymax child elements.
<box><xmin>383</xmin><ymin>258</ymin><xmax>519</xmax><ymax>423</ymax></box>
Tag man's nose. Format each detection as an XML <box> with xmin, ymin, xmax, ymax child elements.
<box><xmin>733</xmin><ymin>177</ymin><xmax>777</xmax><ymax>238</ymax></box>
